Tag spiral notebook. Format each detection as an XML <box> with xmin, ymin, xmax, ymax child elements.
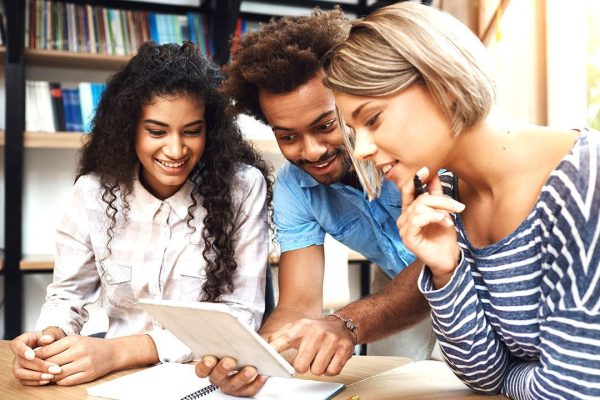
<box><xmin>87</xmin><ymin>363</ymin><xmax>345</xmax><ymax>400</ymax></box>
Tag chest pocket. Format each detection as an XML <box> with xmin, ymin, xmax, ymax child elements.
<box><xmin>97</xmin><ymin>261</ymin><xmax>136</xmax><ymax>307</ymax></box>
<box><xmin>176</xmin><ymin>250</ymin><xmax>207</xmax><ymax>301</ymax></box>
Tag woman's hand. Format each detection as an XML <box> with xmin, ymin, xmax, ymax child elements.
<box><xmin>11</xmin><ymin>326</ymin><xmax>66</xmax><ymax>386</ymax></box>
<box><xmin>33</xmin><ymin>335</ymin><xmax>118</xmax><ymax>386</ymax></box>
<box><xmin>396</xmin><ymin>167</ymin><xmax>465</xmax><ymax>288</ymax></box>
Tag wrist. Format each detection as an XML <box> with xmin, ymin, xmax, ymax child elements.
<box><xmin>430</xmin><ymin>246</ymin><xmax>461</xmax><ymax>288</ymax></box>
<box><xmin>327</xmin><ymin>313</ymin><xmax>359</xmax><ymax>345</ymax></box>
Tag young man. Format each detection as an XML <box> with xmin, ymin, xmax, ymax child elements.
<box><xmin>195</xmin><ymin>9</ymin><xmax>434</xmax><ymax>396</ymax></box>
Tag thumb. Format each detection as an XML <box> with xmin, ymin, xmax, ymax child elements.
<box><xmin>40</xmin><ymin>326</ymin><xmax>66</xmax><ymax>344</ymax></box>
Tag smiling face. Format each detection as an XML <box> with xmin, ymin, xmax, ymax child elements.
<box><xmin>135</xmin><ymin>95</ymin><xmax>206</xmax><ymax>199</ymax></box>
<box><xmin>335</xmin><ymin>83</ymin><xmax>454</xmax><ymax>188</ymax></box>
<box><xmin>258</xmin><ymin>72</ymin><xmax>352</xmax><ymax>185</ymax></box>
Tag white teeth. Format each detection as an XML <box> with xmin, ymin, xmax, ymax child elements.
<box><xmin>313</xmin><ymin>160</ymin><xmax>331</xmax><ymax>168</ymax></box>
<box><xmin>382</xmin><ymin>164</ymin><xmax>393</xmax><ymax>174</ymax></box>
<box><xmin>158</xmin><ymin>159</ymin><xmax>185</xmax><ymax>168</ymax></box>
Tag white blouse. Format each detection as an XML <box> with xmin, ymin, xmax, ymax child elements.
<box><xmin>37</xmin><ymin>165</ymin><xmax>268</xmax><ymax>363</ymax></box>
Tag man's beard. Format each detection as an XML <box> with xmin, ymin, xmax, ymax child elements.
<box><xmin>292</xmin><ymin>146</ymin><xmax>354</xmax><ymax>185</ymax></box>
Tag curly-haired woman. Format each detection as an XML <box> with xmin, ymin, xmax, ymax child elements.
<box><xmin>10</xmin><ymin>41</ymin><xmax>272</xmax><ymax>386</ymax></box>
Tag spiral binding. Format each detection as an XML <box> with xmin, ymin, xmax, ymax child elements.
<box><xmin>180</xmin><ymin>384</ymin><xmax>219</xmax><ymax>399</ymax></box>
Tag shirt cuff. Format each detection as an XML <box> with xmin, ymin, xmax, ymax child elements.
<box><xmin>146</xmin><ymin>329</ymin><xmax>195</xmax><ymax>364</ymax></box>
<box><xmin>418</xmin><ymin>249</ymin><xmax>469</xmax><ymax>305</ymax></box>
<box><xmin>35</xmin><ymin>310</ymin><xmax>80</xmax><ymax>336</ymax></box>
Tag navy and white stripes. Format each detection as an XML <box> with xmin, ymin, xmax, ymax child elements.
<box><xmin>419</xmin><ymin>129</ymin><xmax>600</xmax><ymax>399</ymax></box>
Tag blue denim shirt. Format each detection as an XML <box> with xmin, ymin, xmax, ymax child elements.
<box><xmin>273</xmin><ymin>162</ymin><xmax>416</xmax><ymax>277</ymax></box>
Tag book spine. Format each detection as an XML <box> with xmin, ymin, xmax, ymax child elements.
<box><xmin>45</xmin><ymin>0</ymin><xmax>52</xmax><ymax>50</ymax></box>
<box><xmin>62</xmin><ymin>88</ymin><xmax>73</xmax><ymax>132</ymax></box>
<box><xmin>72</xmin><ymin>88</ymin><xmax>83</xmax><ymax>132</ymax></box>
<box><xmin>148</xmin><ymin>12</ymin><xmax>157</xmax><ymax>43</ymax></box>
<box><xmin>38</xmin><ymin>81</ymin><xmax>55</xmax><ymax>132</ymax></box>
<box><xmin>103</xmin><ymin>7</ymin><xmax>113</xmax><ymax>55</ymax></box>
<box><xmin>120</xmin><ymin>9</ymin><xmax>130</xmax><ymax>55</ymax></box>
<box><xmin>87</xmin><ymin>4</ymin><xmax>96</xmax><ymax>54</ymax></box>
<box><xmin>127</xmin><ymin>10</ymin><xmax>137</xmax><ymax>54</ymax></box>
<box><xmin>24</xmin><ymin>0</ymin><xmax>30</xmax><ymax>48</ymax></box>
<box><xmin>49</xmin><ymin>82</ymin><xmax>67</xmax><ymax>132</ymax></box>
<box><xmin>78</xmin><ymin>82</ymin><xmax>94</xmax><ymax>133</ymax></box>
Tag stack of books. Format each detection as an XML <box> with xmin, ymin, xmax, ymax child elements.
<box><xmin>24</xmin><ymin>0</ymin><xmax>212</xmax><ymax>57</ymax></box>
<box><xmin>26</xmin><ymin>80</ymin><xmax>106</xmax><ymax>133</ymax></box>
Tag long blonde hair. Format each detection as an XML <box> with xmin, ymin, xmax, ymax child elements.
<box><xmin>324</xmin><ymin>2</ymin><xmax>496</xmax><ymax>198</ymax></box>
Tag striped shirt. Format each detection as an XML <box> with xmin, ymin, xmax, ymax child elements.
<box><xmin>419</xmin><ymin>129</ymin><xmax>600</xmax><ymax>399</ymax></box>
<box><xmin>37</xmin><ymin>165</ymin><xmax>268</xmax><ymax>363</ymax></box>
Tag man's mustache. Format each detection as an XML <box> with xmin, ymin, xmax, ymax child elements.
<box><xmin>297</xmin><ymin>147</ymin><xmax>346</xmax><ymax>167</ymax></box>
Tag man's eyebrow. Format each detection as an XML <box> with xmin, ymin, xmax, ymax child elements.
<box><xmin>272</xmin><ymin>125</ymin><xmax>293</xmax><ymax>132</ymax></box>
<box><xmin>308</xmin><ymin>110</ymin><xmax>336</xmax><ymax>127</ymax></box>
<box><xmin>271</xmin><ymin>110</ymin><xmax>335</xmax><ymax>132</ymax></box>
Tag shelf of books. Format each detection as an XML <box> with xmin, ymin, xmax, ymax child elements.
<box><xmin>25</xmin><ymin>0</ymin><xmax>213</xmax><ymax>60</ymax></box>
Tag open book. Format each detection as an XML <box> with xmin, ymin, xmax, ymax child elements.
<box><xmin>87</xmin><ymin>363</ymin><xmax>345</xmax><ymax>400</ymax></box>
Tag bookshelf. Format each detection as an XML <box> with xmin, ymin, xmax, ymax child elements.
<box><xmin>1</xmin><ymin>0</ymin><xmax>244</xmax><ymax>339</ymax></box>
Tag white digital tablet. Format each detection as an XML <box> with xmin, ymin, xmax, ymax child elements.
<box><xmin>138</xmin><ymin>298</ymin><xmax>295</xmax><ymax>378</ymax></box>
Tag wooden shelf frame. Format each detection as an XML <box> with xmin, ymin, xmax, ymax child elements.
<box><xmin>0</xmin><ymin>131</ymin><xmax>281</xmax><ymax>155</ymax></box>
<box><xmin>25</xmin><ymin>49</ymin><xmax>131</xmax><ymax>70</ymax></box>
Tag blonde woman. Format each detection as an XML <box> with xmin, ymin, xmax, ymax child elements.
<box><xmin>324</xmin><ymin>2</ymin><xmax>600</xmax><ymax>399</ymax></box>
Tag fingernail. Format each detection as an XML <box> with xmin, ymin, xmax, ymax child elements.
<box><xmin>260</xmin><ymin>375</ymin><xmax>268</xmax><ymax>383</ymax></box>
<box><xmin>41</xmin><ymin>334</ymin><xmax>54</xmax><ymax>342</ymax></box>
<box><xmin>41</xmin><ymin>373</ymin><xmax>54</xmax><ymax>380</ymax></box>
<box><xmin>445</xmin><ymin>217</ymin><xmax>454</xmax><ymax>226</ymax></box>
<box><xmin>48</xmin><ymin>365</ymin><xmax>61</xmax><ymax>374</ymax></box>
<box><xmin>223</xmin><ymin>359</ymin><xmax>234</xmax><ymax>369</ymax></box>
<box><xmin>244</xmin><ymin>369</ymin><xmax>256</xmax><ymax>379</ymax></box>
<box><xmin>456</xmin><ymin>202</ymin><xmax>466</xmax><ymax>211</ymax></box>
<box><xmin>204</xmin><ymin>358</ymin><xmax>215</xmax><ymax>368</ymax></box>
<box><xmin>39</xmin><ymin>380</ymin><xmax>50</xmax><ymax>385</ymax></box>
<box><xmin>24</xmin><ymin>350</ymin><xmax>35</xmax><ymax>360</ymax></box>
<box><xmin>416</xmin><ymin>166</ymin><xmax>428</xmax><ymax>178</ymax></box>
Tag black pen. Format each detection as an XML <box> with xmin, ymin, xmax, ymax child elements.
<box><xmin>413</xmin><ymin>175</ymin><xmax>429</xmax><ymax>197</ymax></box>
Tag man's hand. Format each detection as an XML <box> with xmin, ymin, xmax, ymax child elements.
<box><xmin>194</xmin><ymin>356</ymin><xmax>268</xmax><ymax>397</ymax></box>
<box><xmin>11</xmin><ymin>326</ymin><xmax>66</xmax><ymax>386</ymax></box>
<box><xmin>33</xmin><ymin>335</ymin><xmax>118</xmax><ymax>386</ymax></box>
<box><xmin>268</xmin><ymin>317</ymin><xmax>354</xmax><ymax>376</ymax></box>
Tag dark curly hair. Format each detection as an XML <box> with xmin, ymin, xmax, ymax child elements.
<box><xmin>77</xmin><ymin>41</ymin><xmax>273</xmax><ymax>302</ymax></box>
<box><xmin>222</xmin><ymin>7</ymin><xmax>350</xmax><ymax>124</ymax></box>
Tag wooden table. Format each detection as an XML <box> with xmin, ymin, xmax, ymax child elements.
<box><xmin>0</xmin><ymin>340</ymin><xmax>507</xmax><ymax>399</ymax></box>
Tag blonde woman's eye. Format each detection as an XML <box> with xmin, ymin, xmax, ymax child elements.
<box><xmin>366</xmin><ymin>113</ymin><xmax>380</xmax><ymax>127</ymax></box>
